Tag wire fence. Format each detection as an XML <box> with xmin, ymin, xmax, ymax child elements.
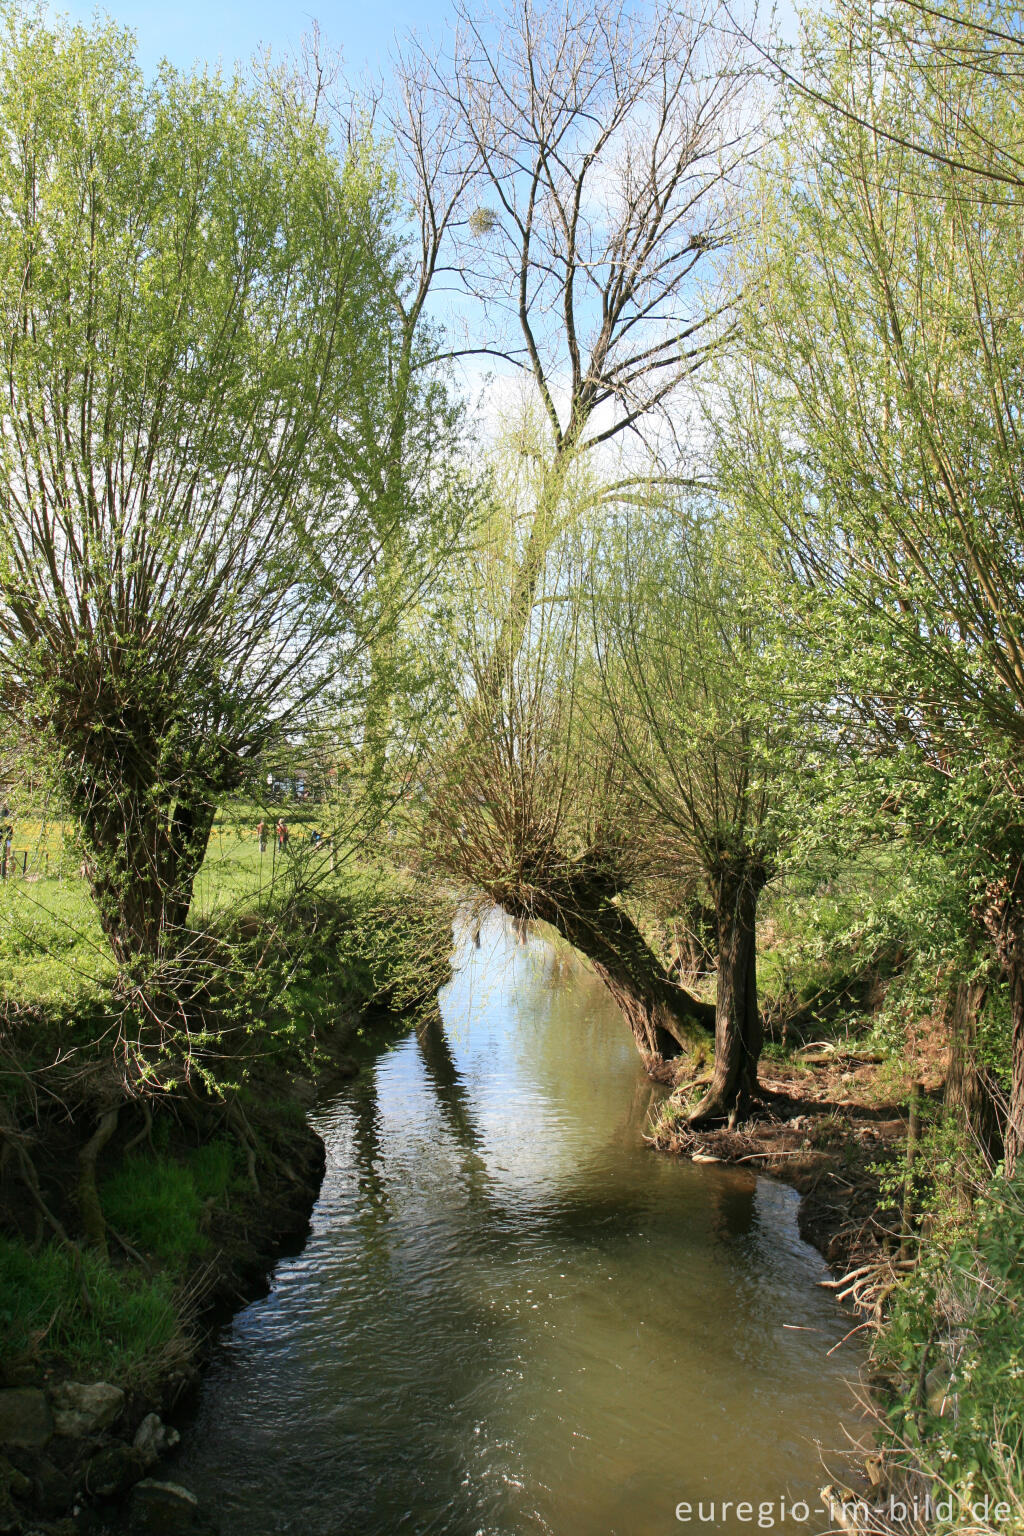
<box><xmin>0</xmin><ymin>824</ymin><xmax>324</xmax><ymax>884</ymax></box>
<box><xmin>1</xmin><ymin>845</ymin><xmax>53</xmax><ymax>881</ymax></box>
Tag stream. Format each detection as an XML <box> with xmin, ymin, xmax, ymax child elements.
<box><xmin>173</xmin><ymin>908</ymin><xmax>861</xmax><ymax>1536</ymax></box>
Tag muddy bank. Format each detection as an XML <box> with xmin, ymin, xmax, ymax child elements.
<box><xmin>1</xmin><ymin>1100</ymin><xmax>327</xmax><ymax>1536</ymax></box>
<box><xmin>0</xmin><ymin>1016</ymin><xmax>427</xmax><ymax>1534</ymax></box>
<box><xmin>651</xmin><ymin>1049</ymin><xmax>929</xmax><ymax>1295</ymax></box>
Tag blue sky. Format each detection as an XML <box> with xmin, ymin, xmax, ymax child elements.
<box><xmin>47</xmin><ymin>0</ymin><xmax>797</xmax><ymax>443</ymax></box>
<box><xmin>50</xmin><ymin>1</ymin><xmax>799</xmax><ymax>84</ymax></box>
<box><xmin>50</xmin><ymin>0</ymin><xmax>450</xmax><ymax>81</ymax></box>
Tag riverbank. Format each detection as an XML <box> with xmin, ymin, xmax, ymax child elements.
<box><xmin>0</xmin><ymin>865</ymin><xmax>456</xmax><ymax>1534</ymax></box>
<box><xmin>647</xmin><ymin>1051</ymin><xmax>923</xmax><ymax>1521</ymax></box>
<box><xmin>1</xmin><ymin>1107</ymin><xmax>327</xmax><ymax>1536</ymax></box>
<box><xmin>649</xmin><ymin>1045</ymin><xmax>1024</xmax><ymax>1535</ymax></box>
<box><xmin>651</xmin><ymin>1048</ymin><xmax>926</xmax><ymax>1282</ymax></box>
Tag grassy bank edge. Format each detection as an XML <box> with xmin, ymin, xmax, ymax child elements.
<box><xmin>1</xmin><ymin>865</ymin><xmax>457</xmax><ymax>1449</ymax></box>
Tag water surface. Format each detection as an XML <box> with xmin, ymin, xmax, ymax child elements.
<box><xmin>174</xmin><ymin>909</ymin><xmax>859</xmax><ymax>1536</ymax></box>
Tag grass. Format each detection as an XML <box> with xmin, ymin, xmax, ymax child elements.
<box><xmin>0</xmin><ymin>873</ymin><xmax>115</xmax><ymax>1012</ymax></box>
<box><xmin>0</xmin><ymin>799</ymin><xmax>447</xmax><ymax>1015</ymax></box>
<box><xmin>101</xmin><ymin>1139</ymin><xmax>242</xmax><ymax>1266</ymax></box>
<box><xmin>0</xmin><ymin>804</ymin><xmax>291</xmax><ymax>1012</ymax></box>
<box><xmin>0</xmin><ymin>1142</ymin><xmax>242</xmax><ymax>1383</ymax></box>
<box><xmin>0</xmin><ymin>1237</ymin><xmax>183</xmax><ymax>1385</ymax></box>
<box><xmin>0</xmin><ymin>801</ymin><xmax>453</xmax><ymax>1100</ymax></box>
<box><xmin>0</xmin><ymin>810</ymin><xmax>455</xmax><ymax>1396</ymax></box>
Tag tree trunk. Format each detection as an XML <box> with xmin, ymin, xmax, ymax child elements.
<box><xmin>363</xmin><ymin>640</ymin><xmax>395</xmax><ymax>798</ymax></box>
<box><xmin>668</xmin><ymin>900</ymin><xmax>716</xmax><ymax>981</ymax></box>
<box><xmin>480</xmin><ymin>449</ymin><xmax>576</xmax><ymax>703</ymax></box>
<box><xmin>361</xmin><ymin>527</ymin><xmax>403</xmax><ymax>799</ymax></box>
<box><xmin>162</xmin><ymin>796</ymin><xmax>217</xmax><ymax>935</ymax></box>
<box><xmin>690</xmin><ymin>863</ymin><xmax>763</xmax><ymax>1126</ymax></box>
<box><xmin>944</xmin><ymin>978</ymin><xmax>1004</xmax><ymax>1165</ymax></box>
<box><xmin>1005</xmin><ymin>957</ymin><xmax>1024</xmax><ymax>1178</ymax></box>
<box><xmin>78</xmin><ymin>1107</ymin><xmax>119</xmax><ymax>1256</ymax></box>
<box><xmin>979</xmin><ymin>876</ymin><xmax>1024</xmax><ymax>1178</ymax></box>
<box><xmin>78</xmin><ymin>785</ymin><xmax>216</xmax><ymax>971</ymax></box>
<box><xmin>492</xmin><ymin>880</ymin><xmax>714</xmax><ymax>1062</ymax></box>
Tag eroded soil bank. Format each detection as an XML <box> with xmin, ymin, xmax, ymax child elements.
<box><xmin>1</xmin><ymin>1014</ymin><xmax>432</xmax><ymax>1534</ymax></box>
<box><xmin>1</xmin><ymin>1070</ymin><xmax>331</xmax><ymax>1535</ymax></box>
<box><xmin>1</xmin><ymin>870</ymin><xmax>457</xmax><ymax>1535</ymax></box>
<box><xmin>653</xmin><ymin>1048</ymin><xmax>930</xmax><ymax>1281</ymax></box>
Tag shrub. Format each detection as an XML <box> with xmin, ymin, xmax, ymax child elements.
<box><xmin>874</xmin><ymin>1173</ymin><xmax>1024</xmax><ymax>1526</ymax></box>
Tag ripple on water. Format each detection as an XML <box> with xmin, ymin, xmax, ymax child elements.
<box><xmin>173</xmin><ymin>909</ymin><xmax>863</xmax><ymax>1536</ymax></box>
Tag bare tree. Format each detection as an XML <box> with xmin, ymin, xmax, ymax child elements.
<box><xmin>400</xmin><ymin>0</ymin><xmax>759</xmax><ymax>1064</ymax></box>
<box><xmin>400</xmin><ymin>0</ymin><xmax>760</xmax><ymax>681</ymax></box>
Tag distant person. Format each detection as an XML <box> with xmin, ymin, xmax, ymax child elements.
<box><xmin>276</xmin><ymin>818</ymin><xmax>289</xmax><ymax>851</ymax></box>
<box><xmin>310</xmin><ymin>828</ymin><xmax>321</xmax><ymax>846</ymax></box>
<box><xmin>257</xmin><ymin>819</ymin><xmax>267</xmax><ymax>854</ymax></box>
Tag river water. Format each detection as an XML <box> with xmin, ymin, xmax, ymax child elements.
<box><xmin>173</xmin><ymin>908</ymin><xmax>861</xmax><ymax>1536</ymax></box>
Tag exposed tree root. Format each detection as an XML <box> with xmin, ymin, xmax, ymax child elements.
<box><xmin>123</xmin><ymin>1100</ymin><xmax>155</xmax><ymax>1155</ymax></box>
<box><xmin>77</xmin><ymin>1106</ymin><xmax>120</xmax><ymax>1257</ymax></box>
<box><xmin>15</xmin><ymin>1140</ymin><xmax>71</xmax><ymax>1245</ymax></box>
<box><xmin>820</xmin><ymin>1256</ymin><xmax>917</xmax><ymax>1319</ymax></box>
<box><xmin>228</xmin><ymin>1099</ymin><xmax>262</xmax><ymax>1195</ymax></box>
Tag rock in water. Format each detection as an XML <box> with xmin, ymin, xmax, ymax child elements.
<box><xmin>128</xmin><ymin>1479</ymin><xmax>206</xmax><ymax>1535</ymax></box>
<box><xmin>0</xmin><ymin>1455</ymin><xmax>33</xmax><ymax>1535</ymax></box>
<box><xmin>30</xmin><ymin>1453</ymin><xmax>72</xmax><ymax>1516</ymax></box>
<box><xmin>0</xmin><ymin>1388</ymin><xmax>53</xmax><ymax>1449</ymax></box>
<box><xmin>85</xmin><ymin>1442</ymin><xmax>145</xmax><ymax>1498</ymax></box>
<box><xmin>134</xmin><ymin>1414</ymin><xmax>181</xmax><ymax>1469</ymax></box>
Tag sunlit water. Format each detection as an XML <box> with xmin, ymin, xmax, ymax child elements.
<box><xmin>173</xmin><ymin>910</ymin><xmax>861</xmax><ymax>1536</ymax></box>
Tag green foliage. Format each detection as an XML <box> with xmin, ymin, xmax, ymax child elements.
<box><xmin>724</xmin><ymin>0</ymin><xmax>1024</xmax><ymax>767</ymax></box>
<box><xmin>0</xmin><ymin>3</ymin><xmax>462</xmax><ymax>978</ymax></box>
<box><xmin>101</xmin><ymin>1140</ymin><xmax>241</xmax><ymax>1266</ymax></box>
<box><xmin>0</xmin><ymin>830</ymin><xmax>454</xmax><ymax>1091</ymax></box>
<box><xmin>875</xmin><ymin>1174</ymin><xmax>1024</xmax><ymax>1517</ymax></box>
<box><xmin>260</xmin><ymin>868</ymin><xmax>455</xmax><ymax>1041</ymax></box>
<box><xmin>760</xmin><ymin>858</ymin><xmax>907</xmax><ymax>1031</ymax></box>
<box><xmin>594</xmin><ymin>500</ymin><xmax>788</xmax><ymax>886</ymax></box>
<box><xmin>694</xmin><ymin>0</ymin><xmax>1024</xmax><ymax>1158</ymax></box>
<box><xmin>0</xmin><ymin>1238</ymin><xmax>181</xmax><ymax>1384</ymax></box>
